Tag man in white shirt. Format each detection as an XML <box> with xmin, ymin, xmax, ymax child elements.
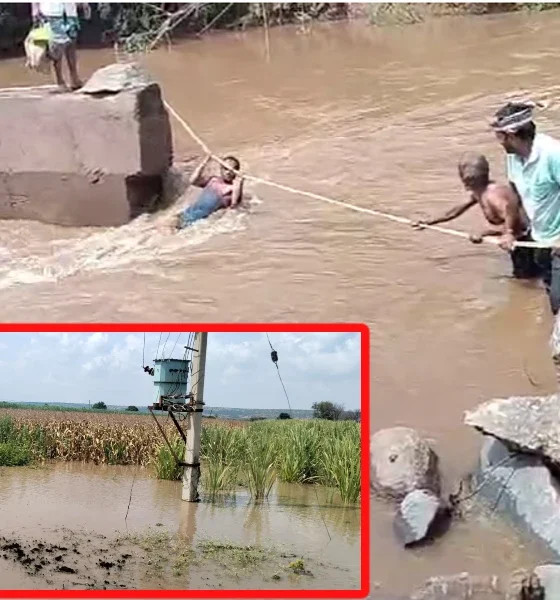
<box><xmin>492</xmin><ymin>101</ymin><xmax>560</xmax><ymax>314</ymax></box>
<box><xmin>31</xmin><ymin>3</ymin><xmax>91</xmax><ymax>91</ymax></box>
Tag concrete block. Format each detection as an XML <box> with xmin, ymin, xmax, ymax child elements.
<box><xmin>0</xmin><ymin>75</ymin><xmax>173</xmax><ymax>227</ymax></box>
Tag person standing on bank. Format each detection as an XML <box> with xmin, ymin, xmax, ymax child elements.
<box><xmin>491</xmin><ymin>101</ymin><xmax>560</xmax><ymax>314</ymax></box>
<box><xmin>31</xmin><ymin>2</ymin><xmax>91</xmax><ymax>92</ymax></box>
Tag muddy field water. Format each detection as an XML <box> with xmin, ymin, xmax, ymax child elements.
<box><xmin>0</xmin><ymin>462</ymin><xmax>360</xmax><ymax>590</ymax></box>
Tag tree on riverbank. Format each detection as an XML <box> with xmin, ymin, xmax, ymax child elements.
<box><xmin>0</xmin><ymin>3</ymin><xmax>349</xmax><ymax>54</ymax></box>
<box><xmin>2</xmin><ymin>2</ymin><xmax>560</xmax><ymax>56</ymax></box>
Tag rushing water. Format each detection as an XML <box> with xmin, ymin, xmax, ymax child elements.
<box><xmin>2</xmin><ymin>8</ymin><xmax>560</xmax><ymax>594</ymax></box>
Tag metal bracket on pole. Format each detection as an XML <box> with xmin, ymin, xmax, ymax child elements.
<box><xmin>168</xmin><ymin>411</ymin><xmax>187</xmax><ymax>443</ymax></box>
<box><xmin>148</xmin><ymin>405</ymin><xmax>183</xmax><ymax>467</ymax></box>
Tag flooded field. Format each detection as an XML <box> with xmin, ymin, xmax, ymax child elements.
<box><xmin>0</xmin><ymin>462</ymin><xmax>360</xmax><ymax>590</ymax></box>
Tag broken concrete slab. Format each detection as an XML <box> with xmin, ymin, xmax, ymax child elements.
<box><xmin>465</xmin><ymin>395</ymin><xmax>560</xmax><ymax>467</ymax></box>
<box><xmin>0</xmin><ymin>64</ymin><xmax>173</xmax><ymax>227</ymax></box>
<box><xmin>475</xmin><ymin>436</ymin><xmax>560</xmax><ymax>560</ymax></box>
<box><xmin>371</xmin><ymin>427</ymin><xmax>441</xmax><ymax>500</ymax></box>
<box><xmin>394</xmin><ymin>489</ymin><xmax>451</xmax><ymax>547</ymax></box>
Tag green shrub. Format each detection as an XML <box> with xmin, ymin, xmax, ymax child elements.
<box><xmin>0</xmin><ymin>441</ymin><xmax>31</xmax><ymax>466</ymax></box>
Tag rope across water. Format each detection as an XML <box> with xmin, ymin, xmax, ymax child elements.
<box><xmin>163</xmin><ymin>100</ymin><xmax>560</xmax><ymax>250</ymax></box>
<box><xmin>2</xmin><ymin>83</ymin><xmax>554</xmax><ymax>250</ymax></box>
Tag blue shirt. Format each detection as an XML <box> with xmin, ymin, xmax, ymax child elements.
<box><xmin>506</xmin><ymin>133</ymin><xmax>560</xmax><ymax>243</ymax></box>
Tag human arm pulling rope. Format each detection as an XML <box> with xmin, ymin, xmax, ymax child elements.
<box><xmin>412</xmin><ymin>198</ymin><xmax>477</xmax><ymax>229</ymax></box>
<box><xmin>188</xmin><ymin>154</ymin><xmax>212</xmax><ymax>188</ymax></box>
<box><xmin>163</xmin><ymin>100</ymin><xmax>560</xmax><ymax>249</ymax></box>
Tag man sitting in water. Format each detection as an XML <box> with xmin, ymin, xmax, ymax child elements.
<box><xmin>177</xmin><ymin>154</ymin><xmax>244</xmax><ymax>229</ymax></box>
<box><xmin>412</xmin><ymin>152</ymin><xmax>537</xmax><ymax>279</ymax></box>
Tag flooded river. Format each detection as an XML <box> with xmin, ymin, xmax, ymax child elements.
<box><xmin>0</xmin><ymin>462</ymin><xmax>360</xmax><ymax>590</ymax></box>
<box><xmin>2</xmin><ymin>8</ymin><xmax>560</xmax><ymax>594</ymax></box>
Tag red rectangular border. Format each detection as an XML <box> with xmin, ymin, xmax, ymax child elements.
<box><xmin>0</xmin><ymin>323</ymin><xmax>370</xmax><ymax>599</ymax></box>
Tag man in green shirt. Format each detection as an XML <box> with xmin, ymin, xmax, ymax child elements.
<box><xmin>491</xmin><ymin>101</ymin><xmax>560</xmax><ymax>314</ymax></box>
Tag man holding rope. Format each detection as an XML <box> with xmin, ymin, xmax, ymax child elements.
<box><xmin>176</xmin><ymin>154</ymin><xmax>244</xmax><ymax>229</ymax></box>
<box><xmin>491</xmin><ymin>101</ymin><xmax>560</xmax><ymax>314</ymax></box>
<box><xmin>412</xmin><ymin>152</ymin><xmax>535</xmax><ymax>280</ymax></box>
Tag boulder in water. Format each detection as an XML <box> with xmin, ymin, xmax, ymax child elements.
<box><xmin>371</xmin><ymin>427</ymin><xmax>441</xmax><ymax>500</ymax></box>
<box><xmin>393</xmin><ymin>489</ymin><xmax>451</xmax><ymax>547</ymax></box>
<box><xmin>551</xmin><ymin>313</ymin><xmax>560</xmax><ymax>388</ymax></box>
<box><xmin>410</xmin><ymin>573</ymin><xmax>503</xmax><ymax>600</ymax></box>
<box><xmin>533</xmin><ymin>565</ymin><xmax>560</xmax><ymax>599</ymax></box>
<box><xmin>474</xmin><ymin>436</ymin><xmax>560</xmax><ymax>560</ymax></box>
<box><xmin>465</xmin><ymin>394</ymin><xmax>560</xmax><ymax>466</ymax></box>
<box><xmin>506</xmin><ymin>569</ymin><xmax>544</xmax><ymax>600</ymax></box>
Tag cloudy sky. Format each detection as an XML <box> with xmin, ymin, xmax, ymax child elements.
<box><xmin>0</xmin><ymin>332</ymin><xmax>361</xmax><ymax>411</ymax></box>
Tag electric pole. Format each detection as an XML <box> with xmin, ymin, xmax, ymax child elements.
<box><xmin>182</xmin><ymin>331</ymin><xmax>208</xmax><ymax>502</ymax></box>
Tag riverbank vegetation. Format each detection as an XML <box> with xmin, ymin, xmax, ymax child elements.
<box><xmin>0</xmin><ymin>411</ymin><xmax>361</xmax><ymax>503</ymax></box>
<box><xmin>2</xmin><ymin>2</ymin><xmax>560</xmax><ymax>55</ymax></box>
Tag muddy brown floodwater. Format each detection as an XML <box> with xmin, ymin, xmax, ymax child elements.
<box><xmin>2</xmin><ymin>8</ymin><xmax>560</xmax><ymax>595</ymax></box>
<box><xmin>0</xmin><ymin>462</ymin><xmax>360</xmax><ymax>591</ymax></box>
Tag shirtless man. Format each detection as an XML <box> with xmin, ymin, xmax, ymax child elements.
<box><xmin>412</xmin><ymin>153</ymin><xmax>537</xmax><ymax>279</ymax></box>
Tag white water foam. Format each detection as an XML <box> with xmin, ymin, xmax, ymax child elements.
<box><xmin>0</xmin><ymin>195</ymin><xmax>262</xmax><ymax>290</ymax></box>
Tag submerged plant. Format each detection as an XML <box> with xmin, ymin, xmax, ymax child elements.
<box><xmin>0</xmin><ymin>409</ymin><xmax>361</xmax><ymax>501</ymax></box>
<box><xmin>200</xmin><ymin>425</ymin><xmax>243</xmax><ymax>497</ymax></box>
<box><xmin>275</xmin><ymin>421</ymin><xmax>321</xmax><ymax>484</ymax></box>
<box><xmin>152</xmin><ymin>438</ymin><xmax>184</xmax><ymax>481</ymax></box>
<box><xmin>243</xmin><ymin>428</ymin><xmax>277</xmax><ymax>500</ymax></box>
<box><xmin>321</xmin><ymin>434</ymin><xmax>361</xmax><ymax>504</ymax></box>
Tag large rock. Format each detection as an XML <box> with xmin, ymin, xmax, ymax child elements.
<box><xmin>0</xmin><ymin>63</ymin><xmax>173</xmax><ymax>227</ymax></box>
<box><xmin>533</xmin><ymin>565</ymin><xmax>560</xmax><ymax>599</ymax></box>
<box><xmin>550</xmin><ymin>314</ymin><xmax>560</xmax><ymax>389</ymax></box>
<box><xmin>371</xmin><ymin>427</ymin><xmax>441</xmax><ymax>500</ymax></box>
<box><xmin>394</xmin><ymin>489</ymin><xmax>450</xmax><ymax>547</ymax></box>
<box><xmin>408</xmin><ymin>570</ymin><xmax>543</xmax><ymax>600</ymax></box>
<box><xmin>80</xmin><ymin>62</ymin><xmax>155</xmax><ymax>95</ymax></box>
<box><xmin>474</xmin><ymin>436</ymin><xmax>560</xmax><ymax>560</ymax></box>
<box><xmin>409</xmin><ymin>573</ymin><xmax>504</xmax><ymax>600</ymax></box>
<box><xmin>367</xmin><ymin>571</ymin><xmax>545</xmax><ymax>600</ymax></box>
<box><xmin>465</xmin><ymin>395</ymin><xmax>560</xmax><ymax>467</ymax></box>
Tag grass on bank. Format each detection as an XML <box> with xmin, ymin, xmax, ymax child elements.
<box><xmin>0</xmin><ymin>415</ymin><xmax>361</xmax><ymax>504</ymax></box>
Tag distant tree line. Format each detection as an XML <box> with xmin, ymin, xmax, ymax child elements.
<box><xmin>312</xmin><ymin>401</ymin><xmax>360</xmax><ymax>422</ymax></box>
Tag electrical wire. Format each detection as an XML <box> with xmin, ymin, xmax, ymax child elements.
<box><xmin>169</xmin><ymin>333</ymin><xmax>182</xmax><ymax>358</ymax></box>
<box><xmin>155</xmin><ymin>333</ymin><xmax>162</xmax><ymax>361</ymax></box>
<box><xmin>265</xmin><ymin>333</ymin><xmax>293</xmax><ymax>416</ymax></box>
<box><xmin>142</xmin><ymin>332</ymin><xmax>146</xmax><ymax>368</ymax></box>
<box><xmin>161</xmin><ymin>333</ymin><xmax>171</xmax><ymax>360</ymax></box>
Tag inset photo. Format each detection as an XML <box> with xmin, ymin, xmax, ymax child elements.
<box><xmin>0</xmin><ymin>325</ymin><xmax>369</xmax><ymax>598</ymax></box>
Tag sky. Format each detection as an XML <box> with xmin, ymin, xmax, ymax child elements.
<box><xmin>0</xmin><ymin>332</ymin><xmax>361</xmax><ymax>411</ymax></box>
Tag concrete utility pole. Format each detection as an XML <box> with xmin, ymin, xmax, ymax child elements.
<box><xmin>182</xmin><ymin>331</ymin><xmax>208</xmax><ymax>502</ymax></box>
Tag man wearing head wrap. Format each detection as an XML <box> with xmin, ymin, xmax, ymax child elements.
<box><xmin>492</xmin><ymin>101</ymin><xmax>560</xmax><ymax>314</ymax></box>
